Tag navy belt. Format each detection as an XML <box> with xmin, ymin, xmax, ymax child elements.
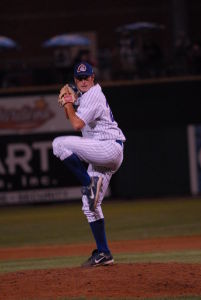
<box><xmin>116</xmin><ymin>140</ymin><xmax>123</xmax><ymax>146</ymax></box>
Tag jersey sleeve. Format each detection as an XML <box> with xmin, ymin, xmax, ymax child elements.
<box><xmin>75</xmin><ymin>89</ymin><xmax>102</xmax><ymax>125</ymax></box>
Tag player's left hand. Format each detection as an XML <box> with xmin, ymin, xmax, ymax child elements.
<box><xmin>58</xmin><ymin>84</ymin><xmax>78</xmax><ymax>107</ymax></box>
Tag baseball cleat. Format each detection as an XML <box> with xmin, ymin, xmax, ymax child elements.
<box><xmin>81</xmin><ymin>250</ymin><xmax>114</xmax><ymax>267</ymax></box>
<box><xmin>81</xmin><ymin>249</ymin><xmax>99</xmax><ymax>267</ymax></box>
<box><xmin>92</xmin><ymin>252</ymin><xmax>114</xmax><ymax>267</ymax></box>
<box><xmin>81</xmin><ymin>176</ymin><xmax>103</xmax><ymax>211</ymax></box>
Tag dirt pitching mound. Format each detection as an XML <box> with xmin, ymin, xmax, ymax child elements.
<box><xmin>1</xmin><ymin>263</ymin><xmax>201</xmax><ymax>299</ymax></box>
<box><xmin>1</xmin><ymin>236</ymin><xmax>201</xmax><ymax>299</ymax></box>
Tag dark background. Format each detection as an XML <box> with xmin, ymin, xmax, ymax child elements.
<box><xmin>0</xmin><ymin>0</ymin><xmax>201</xmax><ymax>72</ymax></box>
<box><xmin>1</xmin><ymin>0</ymin><xmax>201</xmax><ymax>202</ymax></box>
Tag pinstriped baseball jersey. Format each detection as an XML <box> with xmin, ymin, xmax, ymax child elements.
<box><xmin>75</xmin><ymin>84</ymin><xmax>126</xmax><ymax>141</ymax></box>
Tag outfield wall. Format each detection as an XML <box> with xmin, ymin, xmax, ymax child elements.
<box><xmin>0</xmin><ymin>77</ymin><xmax>201</xmax><ymax>204</ymax></box>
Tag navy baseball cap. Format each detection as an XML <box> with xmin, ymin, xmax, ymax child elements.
<box><xmin>74</xmin><ymin>62</ymin><xmax>94</xmax><ymax>78</ymax></box>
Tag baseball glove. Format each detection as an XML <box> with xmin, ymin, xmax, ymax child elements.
<box><xmin>58</xmin><ymin>84</ymin><xmax>79</xmax><ymax>107</ymax></box>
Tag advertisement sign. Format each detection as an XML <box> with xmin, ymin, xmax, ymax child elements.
<box><xmin>0</xmin><ymin>94</ymin><xmax>81</xmax><ymax>205</ymax></box>
<box><xmin>0</xmin><ymin>94</ymin><xmax>73</xmax><ymax>134</ymax></box>
<box><xmin>187</xmin><ymin>125</ymin><xmax>201</xmax><ymax>195</ymax></box>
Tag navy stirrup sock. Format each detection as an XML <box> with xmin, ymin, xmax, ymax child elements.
<box><xmin>90</xmin><ymin>218</ymin><xmax>110</xmax><ymax>254</ymax></box>
<box><xmin>63</xmin><ymin>153</ymin><xmax>91</xmax><ymax>186</ymax></box>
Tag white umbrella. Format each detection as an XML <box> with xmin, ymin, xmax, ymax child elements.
<box><xmin>116</xmin><ymin>22</ymin><xmax>165</xmax><ymax>32</ymax></box>
<box><xmin>42</xmin><ymin>34</ymin><xmax>90</xmax><ymax>47</ymax></box>
<box><xmin>0</xmin><ymin>36</ymin><xmax>18</xmax><ymax>49</ymax></box>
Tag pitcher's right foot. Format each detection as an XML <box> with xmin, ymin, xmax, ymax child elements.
<box><xmin>82</xmin><ymin>249</ymin><xmax>114</xmax><ymax>267</ymax></box>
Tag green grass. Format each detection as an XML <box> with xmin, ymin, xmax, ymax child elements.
<box><xmin>0</xmin><ymin>195</ymin><xmax>201</xmax><ymax>300</ymax></box>
<box><xmin>1</xmin><ymin>249</ymin><xmax>201</xmax><ymax>273</ymax></box>
<box><xmin>0</xmin><ymin>197</ymin><xmax>201</xmax><ymax>247</ymax></box>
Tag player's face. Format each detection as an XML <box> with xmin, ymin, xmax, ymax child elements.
<box><xmin>74</xmin><ymin>75</ymin><xmax>95</xmax><ymax>93</ymax></box>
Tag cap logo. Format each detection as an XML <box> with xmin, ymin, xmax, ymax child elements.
<box><xmin>77</xmin><ymin>64</ymin><xmax>87</xmax><ymax>73</ymax></box>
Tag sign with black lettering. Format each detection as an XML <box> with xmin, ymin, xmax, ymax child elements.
<box><xmin>0</xmin><ymin>94</ymin><xmax>81</xmax><ymax>204</ymax></box>
<box><xmin>0</xmin><ymin>133</ymin><xmax>81</xmax><ymax>204</ymax></box>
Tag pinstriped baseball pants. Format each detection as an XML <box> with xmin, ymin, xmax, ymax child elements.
<box><xmin>52</xmin><ymin>136</ymin><xmax>124</xmax><ymax>222</ymax></box>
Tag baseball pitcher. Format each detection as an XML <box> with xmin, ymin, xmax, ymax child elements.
<box><xmin>52</xmin><ymin>61</ymin><xmax>126</xmax><ymax>267</ymax></box>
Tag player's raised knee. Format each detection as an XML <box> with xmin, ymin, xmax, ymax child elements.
<box><xmin>52</xmin><ymin>137</ymin><xmax>63</xmax><ymax>158</ymax></box>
